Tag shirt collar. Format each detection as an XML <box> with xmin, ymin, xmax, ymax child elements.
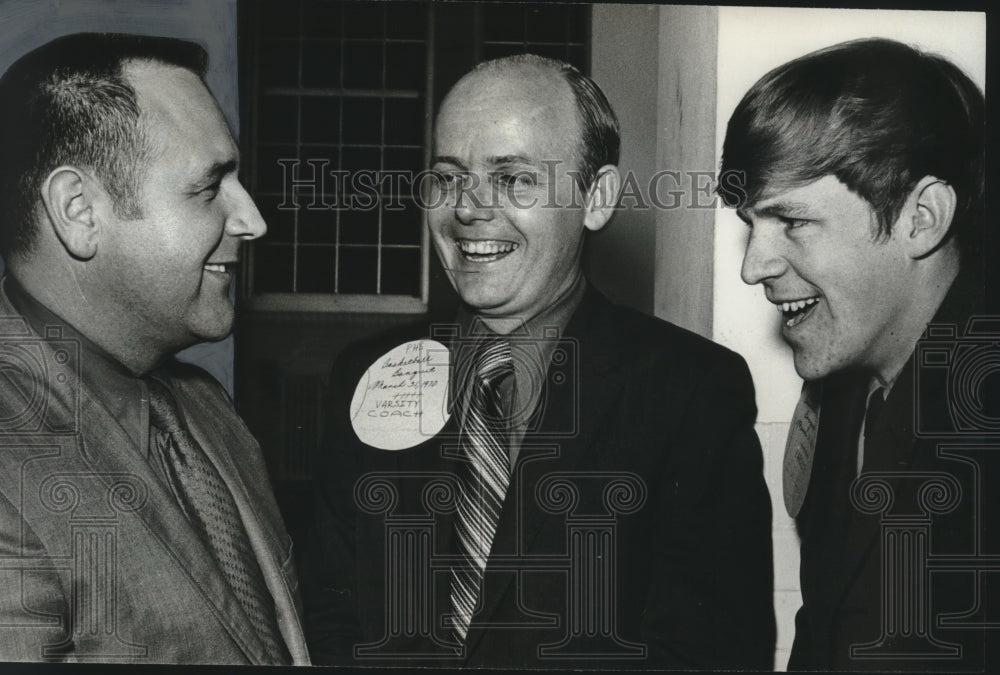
<box><xmin>451</xmin><ymin>274</ymin><xmax>586</xmax><ymax>428</ymax></box>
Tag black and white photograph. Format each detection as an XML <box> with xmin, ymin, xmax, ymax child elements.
<box><xmin>0</xmin><ymin>1</ymin><xmax>992</xmax><ymax>671</ymax></box>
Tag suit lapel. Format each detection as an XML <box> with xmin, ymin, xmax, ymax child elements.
<box><xmin>174</xmin><ymin>374</ymin><xmax>308</xmax><ymax>664</ymax></box>
<box><xmin>824</xmin><ymin>363</ymin><xmax>921</xmax><ymax>625</ymax></box>
<box><xmin>464</xmin><ymin>289</ymin><xmax>629</xmax><ymax>656</ymax></box>
<box><xmin>69</xmin><ymin>371</ymin><xmax>267</xmax><ymax>662</ymax></box>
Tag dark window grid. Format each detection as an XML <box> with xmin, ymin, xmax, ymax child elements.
<box><xmin>249</xmin><ymin>2</ymin><xmax>435</xmax><ymax>301</ymax></box>
<box><xmin>263</xmin><ymin>88</ymin><xmax>421</xmax><ymax>99</ymax></box>
<box><xmin>299</xmin><ymin>243</ymin><xmax>421</xmax><ymax>249</ymax></box>
<box><xmin>298</xmin><ymin>36</ymin><xmax>425</xmax><ymax>44</ymax></box>
<box><xmin>253</xmin><ymin>4</ymin><xmax>425</xmax><ymax>296</ymax></box>
<box><xmin>476</xmin><ymin>3</ymin><xmax>589</xmax><ymax>69</ymax></box>
<box><xmin>481</xmin><ymin>40</ymin><xmax>586</xmax><ymax>47</ymax></box>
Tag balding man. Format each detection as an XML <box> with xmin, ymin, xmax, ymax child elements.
<box><xmin>305</xmin><ymin>55</ymin><xmax>774</xmax><ymax>669</ymax></box>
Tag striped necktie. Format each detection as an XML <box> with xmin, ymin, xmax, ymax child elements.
<box><xmin>450</xmin><ymin>336</ymin><xmax>514</xmax><ymax>642</ymax></box>
<box><xmin>145</xmin><ymin>376</ymin><xmax>290</xmax><ymax>664</ymax></box>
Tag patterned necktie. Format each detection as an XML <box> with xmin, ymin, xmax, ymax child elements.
<box><xmin>450</xmin><ymin>336</ymin><xmax>514</xmax><ymax>642</ymax></box>
<box><xmin>145</xmin><ymin>376</ymin><xmax>289</xmax><ymax>664</ymax></box>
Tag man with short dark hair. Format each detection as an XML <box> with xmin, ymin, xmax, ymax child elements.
<box><xmin>0</xmin><ymin>33</ymin><xmax>307</xmax><ymax>663</ymax></box>
<box><xmin>720</xmin><ymin>38</ymin><xmax>988</xmax><ymax>670</ymax></box>
<box><xmin>305</xmin><ymin>54</ymin><xmax>775</xmax><ymax>669</ymax></box>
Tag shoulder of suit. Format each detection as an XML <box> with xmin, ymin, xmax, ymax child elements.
<box><xmin>586</xmin><ymin>292</ymin><xmax>748</xmax><ymax>373</ymax></box>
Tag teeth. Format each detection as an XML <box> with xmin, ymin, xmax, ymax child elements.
<box><xmin>457</xmin><ymin>240</ymin><xmax>518</xmax><ymax>255</ymax></box>
<box><xmin>777</xmin><ymin>297</ymin><xmax>819</xmax><ymax>314</ymax></box>
<box><xmin>204</xmin><ymin>263</ymin><xmax>228</xmax><ymax>273</ymax></box>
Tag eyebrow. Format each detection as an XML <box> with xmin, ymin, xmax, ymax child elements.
<box><xmin>431</xmin><ymin>155</ymin><xmax>467</xmax><ymax>170</ymax></box>
<box><xmin>487</xmin><ymin>155</ymin><xmax>536</xmax><ymax>168</ymax></box>
<box><xmin>188</xmin><ymin>158</ymin><xmax>238</xmax><ymax>190</ymax></box>
<box><xmin>430</xmin><ymin>155</ymin><xmax>540</xmax><ymax>170</ymax></box>
<box><xmin>739</xmin><ymin>200</ymin><xmax>815</xmax><ymax>221</ymax></box>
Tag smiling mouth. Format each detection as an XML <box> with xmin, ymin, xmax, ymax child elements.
<box><xmin>455</xmin><ymin>239</ymin><xmax>519</xmax><ymax>263</ymax></box>
<box><xmin>775</xmin><ymin>296</ymin><xmax>820</xmax><ymax>328</ymax></box>
<box><xmin>203</xmin><ymin>262</ymin><xmax>235</xmax><ymax>275</ymax></box>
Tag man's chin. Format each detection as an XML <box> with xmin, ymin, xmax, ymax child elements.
<box><xmin>791</xmin><ymin>352</ymin><xmax>834</xmax><ymax>382</ymax></box>
<box><xmin>189</xmin><ymin>308</ymin><xmax>235</xmax><ymax>343</ymax></box>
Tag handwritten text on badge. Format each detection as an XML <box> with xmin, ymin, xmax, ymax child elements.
<box><xmin>350</xmin><ymin>339</ymin><xmax>450</xmax><ymax>450</ymax></box>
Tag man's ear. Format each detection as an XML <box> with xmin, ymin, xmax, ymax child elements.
<box><xmin>40</xmin><ymin>166</ymin><xmax>100</xmax><ymax>260</ymax></box>
<box><xmin>901</xmin><ymin>175</ymin><xmax>956</xmax><ymax>259</ymax></box>
<box><xmin>583</xmin><ymin>164</ymin><xmax>621</xmax><ymax>233</ymax></box>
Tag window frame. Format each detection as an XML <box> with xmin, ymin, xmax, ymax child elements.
<box><xmin>239</xmin><ymin>1</ymin><xmax>435</xmax><ymax>314</ymax></box>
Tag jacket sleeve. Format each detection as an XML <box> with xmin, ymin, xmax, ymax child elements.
<box><xmin>640</xmin><ymin>350</ymin><xmax>776</xmax><ymax>669</ymax></box>
<box><xmin>0</xmin><ymin>488</ymin><xmax>73</xmax><ymax>661</ymax></box>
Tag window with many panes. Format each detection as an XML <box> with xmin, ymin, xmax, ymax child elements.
<box><xmin>240</xmin><ymin>1</ymin><xmax>589</xmax><ymax>314</ymax></box>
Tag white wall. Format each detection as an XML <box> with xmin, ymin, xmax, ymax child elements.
<box><xmin>712</xmin><ymin>8</ymin><xmax>986</xmax><ymax>669</ymax></box>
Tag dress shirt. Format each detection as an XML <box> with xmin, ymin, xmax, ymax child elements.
<box><xmin>452</xmin><ymin>274</ymin><xmax>585</xmax><ymax>466</ymax></box>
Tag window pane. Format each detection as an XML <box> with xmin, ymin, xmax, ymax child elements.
<box><xmin>342</xmin><ymin>3</ymin><xmax>384</xmax><ymax>40</ymax></box>
<box><xmin>527</xmin><ymin>43</ymin><xmax>570</xmax><ymax>62</ymax></box>
<box><xmin>256</xmin><ymin>195</ymin><xmax>296</xmax><ymax>243</ymax></box>
<box><xmin>384</xmin><ymin>98</ymin><xmax>423</xmax><ymax>146</ymax></box>
<box><xmin>256</xmin><ymin>144</ymin><xmax>299</xmax><ymax>194</ymax></box>
<box><xmin>567</xmin><ymin>8</ymin><xmax>587</xmax><ymax>43</ymax></box>
<box><xmin>483</xmin><ymin>42</ymin><xmax>522</xmax><ymax>62</ymax></box>
<box><xmin>301</xmin><ymin>0</ymin><xmax>341</xmax><ymax>38</ymax></box>
<box><xmin>484</xmin><ymin>4</ymin><xmax>524</xmax><ymax>42</ymax></box>
<box><xmin>341</xmin><ymin>146</ymin><xmax>381</xmax><ymax>195</ymax></box>
<box><xmin>385</xmin><ymin>2</ymin><xmax>426</xmax><ymax>40</ymax></box>
<box><xmin>567</xmin><ymin>46</ymin><xmax>587</xmax><ymax>72</ymax></box>
<box><xmin>298</xmin><ymin>207</ymin><xmax>338</xmax><ymax>244</ymax></box>
<box><xmin>340</xmin><ymin>205</ymin><xmax>379</xmax><ymax>245</ymax></box>
<box><xmin>385</xmin><ymin>43</ymin><xmax>425</xmax><ymax>90</ymax></box>
<box><xmin>301</xmin><ymin>40</ymin><xmax>341</xmax><ymax>88</ymax></box>
<box><xmin>342</xmin><ymin>98</ymin><xmax>382</xmax><ymax>144</ymax></box>
<box><xmin>337</xmin><ymin>247</ymin><xmax>378</xmax><ymax>293</ymax></box>
<box><xmin>342</xmin><ymin>41</ymin><xmax>384</xmax><ymax>89</ymax></box>
<box><xmin>525</xmin><ymin>5</ymin><xmax>567</xmax><ymax>44</ymax></box>
<box><xmin>380</xmin><ymin>247</ymin><xmax>421</xmax><ymax>296</ymax></box>
<box><xmin>296</xmin><ymin>245</ymin><xmax>337</xmax><ymax>292</ymax></box>
<box><xmin>254</xmin><ymin>244</ymin><xmax>295</xmax><ymax>293</ymax></box>
<box><xmin>383</xmin><ymin>147</ymin><xmax>423</xmax><ymax>177</ymax></box>
<box><xmin>382</xmin><ymin>201</ymin><xmax>422</xmax><ymax>246</ymax></box>
<box><xmin>300</xmin><ymin>97</ymin><xmax>340</xmax><ymax>143</ymax></box>
<box><xmin>258</xmin><ymin>95</ymin><xmax>298</xmax><ymax>143</ymax></box>
<box><xmin>259</xmin><ymin>39</ymin><xmax>300</xmax><ymax>88</ymax></box>
<box><xmin>260</xmin><ymin>1</ymin><xmax>299</xmax><ymax>37</ymax></box>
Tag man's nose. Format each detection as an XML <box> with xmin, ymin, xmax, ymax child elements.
<box><xmin>453</xmin><ymin>174</ymin><xmax>496</xmax><ymax>225</ymax></box>
<box><xmin>741</xmin><ymin>225</ymin><xmax>787</xmax><ymax>285</ymax></box>
<box><xmin>224</xmin><ymin>180</ymin><xmax>267</xmax><ymax>240</ymax></box>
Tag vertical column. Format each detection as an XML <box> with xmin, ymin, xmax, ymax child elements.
<box><xmin>850</xmin><ymin>473</ymin><xmax>962</xmax><ymax>660</ymax></box>
<box><xmin>537</xmin><ymin>474</ymin><xmax>646</xmax><ymax>660</ymax></box>
<box><xmin>40</xmin><ymin>474</ymin><xmax>148</xmax><ymax>659</ymax></box>
<box><xmin>353</xmin><ymin>473</ymin><xmax>462</xmax><ymax>659</ymax></box>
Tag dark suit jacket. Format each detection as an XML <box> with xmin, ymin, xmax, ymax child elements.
<box><xmin>789</xmin><ymin>272</ymin><xmax>993</xmax><ymax>671</ymax></box>
<box><xmin>305</xmin><ymin>287</ymin><xmax>775</xmax><ymax>668</ymax></box>
<box><xmin>0</xmin><ymin>281</ymin><xmax>308</xmax><ymax>663</ymax></box>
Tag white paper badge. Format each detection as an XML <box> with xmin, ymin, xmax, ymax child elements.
<box><xmin>350</xmin><ymin>339</ymin><xmax>451</xmax><ymax>450</ymax></box>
